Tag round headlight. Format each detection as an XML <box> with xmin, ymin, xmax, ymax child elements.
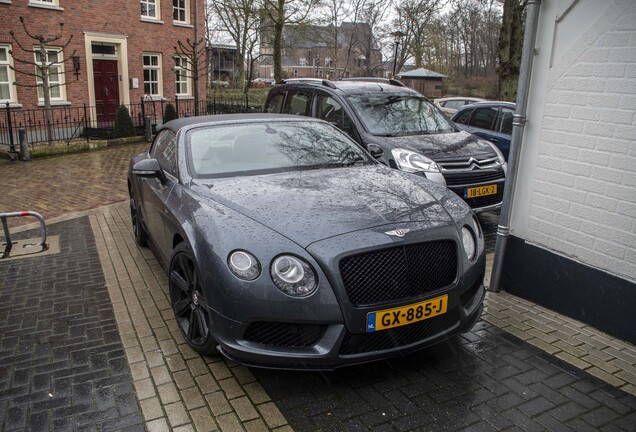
<box><xmin>271</xmin><ymin>255</ymin><xmax>317</xmax><ymax>297</ymax></box>
<box><xmin>228</xmin><ymin>250</ymin><xmax>261</xmax><ymax>281</ymax></box>
<box><xmin>391</xmin><ymin>148</ymin><xmax>440</xmax><ymax>173</ymax></box>
<box><xmin>462</xmin><ymin>226</ymin><xmax>476</xmax><ymax>261</ymax></box>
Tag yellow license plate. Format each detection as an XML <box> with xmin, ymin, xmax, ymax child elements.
<box><xmin>464</xmin><ymin>184</ymin><xmax>497</xmax><ymax>199</ymax></box>
<box><xmin>366</xmin><ymin>295</ymin><xmax>448</xmax><ymax>332</ymax></box>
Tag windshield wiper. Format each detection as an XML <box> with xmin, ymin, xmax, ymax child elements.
<box><xmin>295</xmin><ymin>161</ymin><xmax>367</xmax><ymax>170</ymax></box>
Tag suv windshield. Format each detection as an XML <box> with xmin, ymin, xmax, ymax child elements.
<box><xmin>347</xmin><ymin>94</ymin><xmax>455</xmax><ymax>136</ymax></box>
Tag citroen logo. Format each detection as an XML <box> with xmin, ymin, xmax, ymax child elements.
<box><xmin>385</xmin><ymin>229</ymin><xmax>410</xmax><ymax>237</ymax></box>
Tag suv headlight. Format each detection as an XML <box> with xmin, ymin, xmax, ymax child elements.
<box><xmin>487</xmin><ymin>142</ymin><xmax>506</xmax><ymax>165</ymax></box>
<box><xmin>271</xmin><ymin>255</ymin><xmax>318</xmax><ymax>297</ymax></box>
<box><xmin>391</xmin><ymin>148</ymin><xmax>440</xmax><ymax>173</ymax></box>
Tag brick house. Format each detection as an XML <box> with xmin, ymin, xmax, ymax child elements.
<box><xmin>258</xmin><ymin>22</ymin><xmax>384</xmax><ymax>80</ymax></box>
<box><xmin>0</xmin><ymin>0</ymin><xmax>205</xmax><ymax>125</ymax></box>
<box><xmin>498</xmin><ymin>0</ymin><xmax>636</xmax><ymax>344</ymax></box>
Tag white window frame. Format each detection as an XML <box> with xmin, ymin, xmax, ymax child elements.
<box><xmin>34</xmin><ymin>47</ymin><xmax>66</xmax><ymax>102</ymax></box>
<box><xmin>143</xmin><ymin>53</ymin><xmax>163</xmax><ymax>98</ymax></box>
<box><xmin>0</xmin><ymin>44</ymin><xmax>17</xmax><ymax>104</ymax></box>
<box><xmin>141</xmin><ymin>0</ymin><xmax>160</xmax><ymax>20</ymax></box>
<box><xmin>174</xmin><ymin>55</ymin><xmax>190</xmax><ymax>96</ymax></box>
<box><xmin>173</xmin><ymin>0</ymin><xmax>189</xmax><ymax>24</ymax></box>
<box><xmin>29</xmin><ymin>0</ymin><xmax>61</xmax><ymax>8</ymax></box>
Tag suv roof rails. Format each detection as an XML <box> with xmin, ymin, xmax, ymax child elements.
<box><xmin>342</xmin><ymin>77</ymin><xmax>406</xmax><ymax>87</ymax></box>
<box><xmin>277</xmin><ymin>78</ymin><xmax>337</xmax><ymax>89</ymax></box>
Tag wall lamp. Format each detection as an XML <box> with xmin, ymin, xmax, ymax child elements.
<box><xmin>72</xmin><ymin>55</ymin><xmax>81</xmax><ymax>79</ymax></box>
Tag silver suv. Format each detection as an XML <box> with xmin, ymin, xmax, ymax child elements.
<box><xmin>264</xmin><ymin>79</ymin><xmax>507</xmax><ymax>212</ymax></box>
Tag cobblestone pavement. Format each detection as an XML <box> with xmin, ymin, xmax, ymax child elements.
<box><xmin>1</xmin><ymin>147</ymin><xmax>636</xmax><ymax>431</ymax></box>
<box><xmin>0</xmin><ymin>143</ymin><xmax>148</xmax><ymax>228</ymax></box>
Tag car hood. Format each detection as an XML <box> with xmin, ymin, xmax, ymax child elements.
<box><xmin>368</xmin><ymin>130</ymin><xmax>496</xmax><ymax>160</ymax></box>
<box><xmin>188</xmin><ymin>166</ymin><xmax>456</xmax><ymax>248</ymax></box>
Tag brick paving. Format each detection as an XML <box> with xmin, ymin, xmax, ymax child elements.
<box><xmin>0</xmin><ymin>143</ymin><xmax>148</xmax><ymax>228</ymax></box>
<box><xmin>0</xmin><ymin>217</ymin><xmax>143</xmax><ymax>431</ymax></box>
<box><xmin>1</xmin><ymin>146</ymin><xmax>636</xmax><ymax>430</ymax></box>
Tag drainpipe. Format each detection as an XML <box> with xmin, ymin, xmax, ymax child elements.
<box><xmin>489</xmin><ymin>0</ymin><xmax>542</xmax><ymax>292</ymax></box>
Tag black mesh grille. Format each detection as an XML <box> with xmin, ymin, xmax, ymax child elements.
<box><xmin>340</xmin><ymin>310</ymin><xmax>459</xmax><ymax>355</ymax></box>
<box><xmin>443</xmin><ymin>169</ymin><xmax>505</xmax><ymax>187</ymax></box>
<box><xmin>243</xmin><ymin>322</ymin><xmax>326</xmax><ymax>347</ymax></box>
<box><xmin>339</xmin><ymin>241</ymin><xmax>457</xmax><ymax>307</ymax></box>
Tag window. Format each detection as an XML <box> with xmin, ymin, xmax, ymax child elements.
<box><xmin>325</xmin><ymin>57</ymin><xmax>332</xmax><ymax>67</ymax></box>
<box><xmin>0</xmin><ymin>45</ymin><xmax>16</xmax><ymax>103</ymax></box>
<box><xmin>495</xmin><ymin>107</ymin><xmax>514</xmax><ymax>135</ymax></box>
<box><xmin>150</xmin><ymin>130</ymin><xmax>177</xmax><ymax>175</ymax></box>
<box><xmin>34</xmin><ymin>48</ymin><xmax>65</xmax><ymax>101</ymax></box>
<box><xmin>143</xmin><ymin>54</ymin><xmax>162</xmax><ymax>97</ymax></box>
<box><xmin>173</xmin><ymin>0</ymin><xmax>188</xmax><ymax>23</ymax></box>
<box><xmin>264</xmin><ymin>93</ymin><xmax>284</xmax><ymax>113</ymax></box>
<box><xmin>30</xmin><ymin>0</ymin><xmax>60</xmax><ymax>7</ymax></box>
<box><xmin>453</xmin><ymin>108</ymin><xmax>473</xmax><ymax>124</ymax></box>
<box><xmin>299</xmin><ymin>57</ymin><xmax>307</xmax><ymax>67</ymax></box>
<box><xmin>141</xmin><ymin>0</ymin><xmax>159</xmax><ymax>19</ymax></box>
<box><xmin>174</xmin><ymin>56</ymin><xmax>190</xmax><ymax>96</ymax></box>
<box><xmin>316</xmin><ymin>94</ymin><xmax>356</xmax><ymax>138</ymax></box>
<box><xmin>282</xmin><ymin>90</ymin><xmax>311</xmax><ymax>116</ymax></box>
<box><xmin>468</xmin><ymin>107</ymin><xmax>497</xmax><ymax>130</ymax></box>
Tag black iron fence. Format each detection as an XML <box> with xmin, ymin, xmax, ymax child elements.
<box><xmin>0</xmin><ymin>95</ymin><xmax>261</xmax><ymax>150</ymax></box>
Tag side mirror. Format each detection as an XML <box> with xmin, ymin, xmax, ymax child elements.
<box><xmin>367</xmin><ymin>144</ymin><xmax>384</xmax><ymax>159</ymax></box>
<box><xmin>132</xmin><ymin>158</ymin><xmax>167</xmax><ymax>184</ymax></box>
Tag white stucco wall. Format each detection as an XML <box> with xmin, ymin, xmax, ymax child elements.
<box><xmin>510</xmin><ymin>0</ymin><xmax>636</xmax><ymax>283</ymax></box>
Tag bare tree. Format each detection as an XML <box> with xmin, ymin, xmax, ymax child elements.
<box><xmin>392</xmin><ymin>0</ymin><xmax>447</xmax><ymax>70</ymax></box>
<box><xmin>262</xmin><ymin>0</ymin><xmax>321</xmax><ymax>81</ymax></box>
<box><xmin>9</xmin><ymin>16</ymin><xmax>74</xmax><ymax>146</ymax></box>
<box><xmin>335</xmin><ymin>0</ymin><xmax>390</xmax><ymax>77</ymax></box>
<box><xmin>209</xmin><ymin>0</ymin><xmax>260</xmax><ymax>91</ymax></box>
<box><xmin>173</xmin><ymin>38</ymin><xmax>207</xmax><ymax>115</ymax></box>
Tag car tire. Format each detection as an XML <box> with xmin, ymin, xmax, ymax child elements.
<box><xmin>129</xmin><ymin>192</ymin><xmax>149</xmax><ymax>247</ymax></box>
<box><xmin>169</xmin><ymin>243</ymin><xmax>217</xmax><ymax>356</ymax></box>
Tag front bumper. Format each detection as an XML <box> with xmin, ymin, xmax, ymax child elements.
<box><xmin>209</xmin><ymin>254</ymin><xmax>486</xmax><ymax>371</ymax></box>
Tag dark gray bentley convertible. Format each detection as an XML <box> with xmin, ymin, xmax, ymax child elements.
<box><xmin>128</xmin><ymin>114</ymin><xmax>485</xmax><ymax>370</ymax></box>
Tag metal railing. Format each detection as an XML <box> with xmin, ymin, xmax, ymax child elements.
<box><xmin>1</xmin><ymin>95</ymin><xmax>262</xmax><ymax>149</ymax></box>
<box><xmin>1</xmin><ymin>211</ymin><xmax>48</xmax><ymax>259</ymax></box>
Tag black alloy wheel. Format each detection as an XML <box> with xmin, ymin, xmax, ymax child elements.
<box><xmin>169</xmin><ymin>243</ymin><xmax>216</xmax><ymax>355</ymax></box>
<box><xmin>129</xmin><ymin>192</ymin><xmax>148</xmax><ymax>247</ymax></box>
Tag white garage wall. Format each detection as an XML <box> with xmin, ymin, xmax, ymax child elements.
<box><xmin>511</xmin><ymin>0</ymin><xmax>636</xmax><ymax>283</ymax></box>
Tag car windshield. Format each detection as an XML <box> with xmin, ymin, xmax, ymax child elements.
<box><xmin>347</xmin><ymin>94</ymin><xmax>455</xmax><ymax>136</ymax></box>
<box><xmin>187</xmin><ymin>121</ymin><xmax>373</xmax><ymax>178</ymax></box>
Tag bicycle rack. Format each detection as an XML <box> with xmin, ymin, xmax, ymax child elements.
<box><xmin>1</xmin><ymin>211</ymin><xmax>48</xmax><ymax>259</ymax></box>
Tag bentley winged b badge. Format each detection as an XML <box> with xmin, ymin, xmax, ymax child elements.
<box><xmin>384</xmin><ymin>228</ymin><xmax>410</xmax><ymax>238</ymax></box>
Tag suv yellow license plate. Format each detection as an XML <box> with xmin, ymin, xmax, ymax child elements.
<box><xmin>464</xmin><ymin>184</ymin><xmax>497</xmax><ymax>199</ymax></box>
<box><xmin>366</xmin><ymin>295</ymin><xmax>448</xmax><ymax>332</ymax></box>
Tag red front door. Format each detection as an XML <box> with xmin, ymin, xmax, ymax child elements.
<box><xmin>93</xmin><ymin>60</ymin><xmax>120</xmax><ymax>124</ymax></box>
